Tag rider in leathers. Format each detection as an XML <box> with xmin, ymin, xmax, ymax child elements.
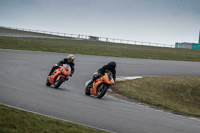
<box><xmin>48</xmin><ymin>54</ymin><xmax>75</xmax><ymax>77</ymax></box>
<box><xmin>88</xmin><ymin>61</ymin><xmax>116</xmax><ymax>87</ymax></box>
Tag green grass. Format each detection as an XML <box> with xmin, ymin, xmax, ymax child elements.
<box><xmin>0</xmin><ymin>104</ymin><xmax>108</xmax><ymax>133</ymax></box>
<box><xmin>1</xmin><ymin>36</ymin><xmax>200</xmax><ymax>62</ymax></box>
<box><xmin>113</xmin><ymin>76</ymin><xmax>200</xmax><ymax>117</ymax></box>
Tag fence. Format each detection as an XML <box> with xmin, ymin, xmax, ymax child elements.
<box><xmin>0</xmin><ymin>26</ymin><xmax>174</xmax><ymax>48</ymax></box>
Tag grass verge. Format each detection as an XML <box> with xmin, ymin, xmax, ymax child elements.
<box><xmin>113</xmin><ymin>76</ymin><xmax>200</xmax><ymax>117</ymax></box>
<box><xmin>1</xmin><ymin>36</ymin><xmax>200</xmax><ymax>62</ymax></box>
<box><xmin>0</xmin><ymin>104</ymin><xmax>108</xmax><ymax>133</ymax></box>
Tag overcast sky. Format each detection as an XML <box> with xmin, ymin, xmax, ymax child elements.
<box><xmin>0</xmin><ymin>0</ymin><xmax>200</xmax><ymax>45</ymax></box>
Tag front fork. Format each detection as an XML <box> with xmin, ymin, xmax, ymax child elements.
<box><xmin>59</xmin><ymin>75</ymin><xmax>69</xmax><ymax>82</ymax></box>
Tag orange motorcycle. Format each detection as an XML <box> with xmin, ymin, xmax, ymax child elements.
<box><xmin>85</xmin><ymin>70</ymin><xmax>115</xmax><ymax>98</ymax></box>
<box><xmin>46</xmin><ymin>64</ymin><xmax>71</xmax><ymax>88</ymax></box>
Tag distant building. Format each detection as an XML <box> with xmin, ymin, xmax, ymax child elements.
<box><xmin>89</xmin><ymin>36</ymin><xmax>99</xmax><ymax>41</ymax></box>
<box><xmin>175</xmin><ymin>42</ymin><xmax>200</xmax><ymax>49</ymax></box>
<box><xmin>175</xmin><ymin>31</ymin><xmax>200</xmax><ymax>49</ymax></box>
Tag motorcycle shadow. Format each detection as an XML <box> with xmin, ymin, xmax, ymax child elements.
<box><xmin>45</xmin><ymin>85</ymin><xmax>70</xmax><ymax>91</ymax></box>
<box><xmin>84</xmin><ymin>92</ymin><xmax>109</xmax><ymax>100</ymax></box>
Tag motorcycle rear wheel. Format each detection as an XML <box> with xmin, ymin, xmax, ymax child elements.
<box><xmin>85</xmin><ymin>84</ymin><xmax>91</xmax><ymax>95</ymax></box>
<box><xmin>97</xmin><ymin>84</ymin><xmax>108</xmax><ymax>99</ymax></box>
<box><xmin>46</xmin><ymin>78</ymin><xmax>51</xmax><ymax>86</ymax></box>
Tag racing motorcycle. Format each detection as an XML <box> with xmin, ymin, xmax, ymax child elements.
<box><xmin>85</xmin><ymin>70</ymin><xmax>115</xmax><ymax>98</ymax></box>
<box><xmin>46</xmin><ymin>64</ymin><xmax>71</xmax><ymax>88</ymax></box>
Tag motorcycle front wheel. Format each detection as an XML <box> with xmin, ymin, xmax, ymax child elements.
<box><xmin>97</xmin><ymin>84</ymin><xmax>108</xmax><ymax>99</ymax></box>
<box><xmin>53</xmin><ymin>76</ymin><xmax>64</xmax><ymax>88</ymax></box>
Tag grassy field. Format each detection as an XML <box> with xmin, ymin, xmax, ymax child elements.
<box><xmin>0</xmin><ymin>104</ymin><xmax>108</xmax><ymax>133</ymax></box>
<box><xmin>0</xmin><ymin>36</ymin><xmax>200</xmax><ymax>62</ymax></box>
<box><xmin>113</xmin><ymin>76</ymin><xmax>200</xmax><ymax>117</ymax></box>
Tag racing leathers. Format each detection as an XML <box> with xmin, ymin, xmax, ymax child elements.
<box><xmin>48</xmin><ymin>58</ymin><xmax>75</xmax><ymax>77</ymax></box>
<box><xmin>88</xmin><ymin>61</ymin><xmax>116</xmax><ymax>86</ymax></box>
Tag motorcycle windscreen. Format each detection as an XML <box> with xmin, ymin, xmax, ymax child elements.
<box><xmin>63</xmin><ymin>64</ymin><xmax>71</xmax><ymax>71</ymax></box>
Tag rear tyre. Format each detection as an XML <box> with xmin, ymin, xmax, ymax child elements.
<box><xmin>53</xmin><ymin>76</ymin><xmax>64</xmax><ymax>88</ymax></box>
<box><xmin>97</xmin><ymin>84</ymin><xmax>108</xmax><ymax>99</ymax></box>
<box><xmin>85</xmin><ymin>84</ymin><xmax>91</xmax><ymax>95</ymax></box>
<box><xmin>46</xmin><ymin>78</ymin><xmax>51</xmax><ymax>86</ymax></box>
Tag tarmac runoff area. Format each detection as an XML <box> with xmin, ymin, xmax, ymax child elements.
<box><xmin>116</xmin><ymin>76</ymin><xmax>143</xmax><ymax>82</ymax></box>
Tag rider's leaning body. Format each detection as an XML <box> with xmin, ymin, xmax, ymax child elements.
<box><xmin>88</xmin><ymin>61</ymin><xmax>116</xmax><ymax>86</ymax></box>
<box><xmin>98</xmin><ymin>61</ymin><xmax>116</xmax><ymax>81</ymax></box>
<box><xmin>48</xmin><ymin>54</ymin><xmax>75</xmax><ymax>77</ymax></box>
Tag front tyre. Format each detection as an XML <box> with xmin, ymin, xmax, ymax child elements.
<box><xmin>53</xmin><ymin>76</ymin><xmax>64</xmax><ymax>88</ymax></box>
<box><xmin>97</xmin><ymin>84</ymin><xmax>108</xmax><ymax>99</ymax></box>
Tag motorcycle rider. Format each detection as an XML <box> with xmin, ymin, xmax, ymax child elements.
<box><xmin>88</xmin><ymin>61</ymin><xmax>116</xmax><ymax>87</ymax></box>
<box><xmin>48</xmin><ymin>54</ymin><xmax>75</xmax><ymax>77</ymax></box>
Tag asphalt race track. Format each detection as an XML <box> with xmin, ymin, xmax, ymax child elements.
<box><xmin>0</xmin><ymin>49</ymin><xmax>200</xmax><ymax>133</ymax></box>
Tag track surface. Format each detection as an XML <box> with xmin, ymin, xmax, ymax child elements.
<box><xmin>0</xmin><ymin>49</ymin><xmax>200</xmax><ymax>133</ymax></box>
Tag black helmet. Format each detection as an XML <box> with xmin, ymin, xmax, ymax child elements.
<box><xmin>108</xmin><ymin>61</ymin><xmax>116</xmax><ymax>69</ymax></box>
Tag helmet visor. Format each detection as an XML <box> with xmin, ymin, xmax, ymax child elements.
<box><xmin>69</xmin><ymin>57</ymin><xmax>75</xmax><ymax>62</ymax></box>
